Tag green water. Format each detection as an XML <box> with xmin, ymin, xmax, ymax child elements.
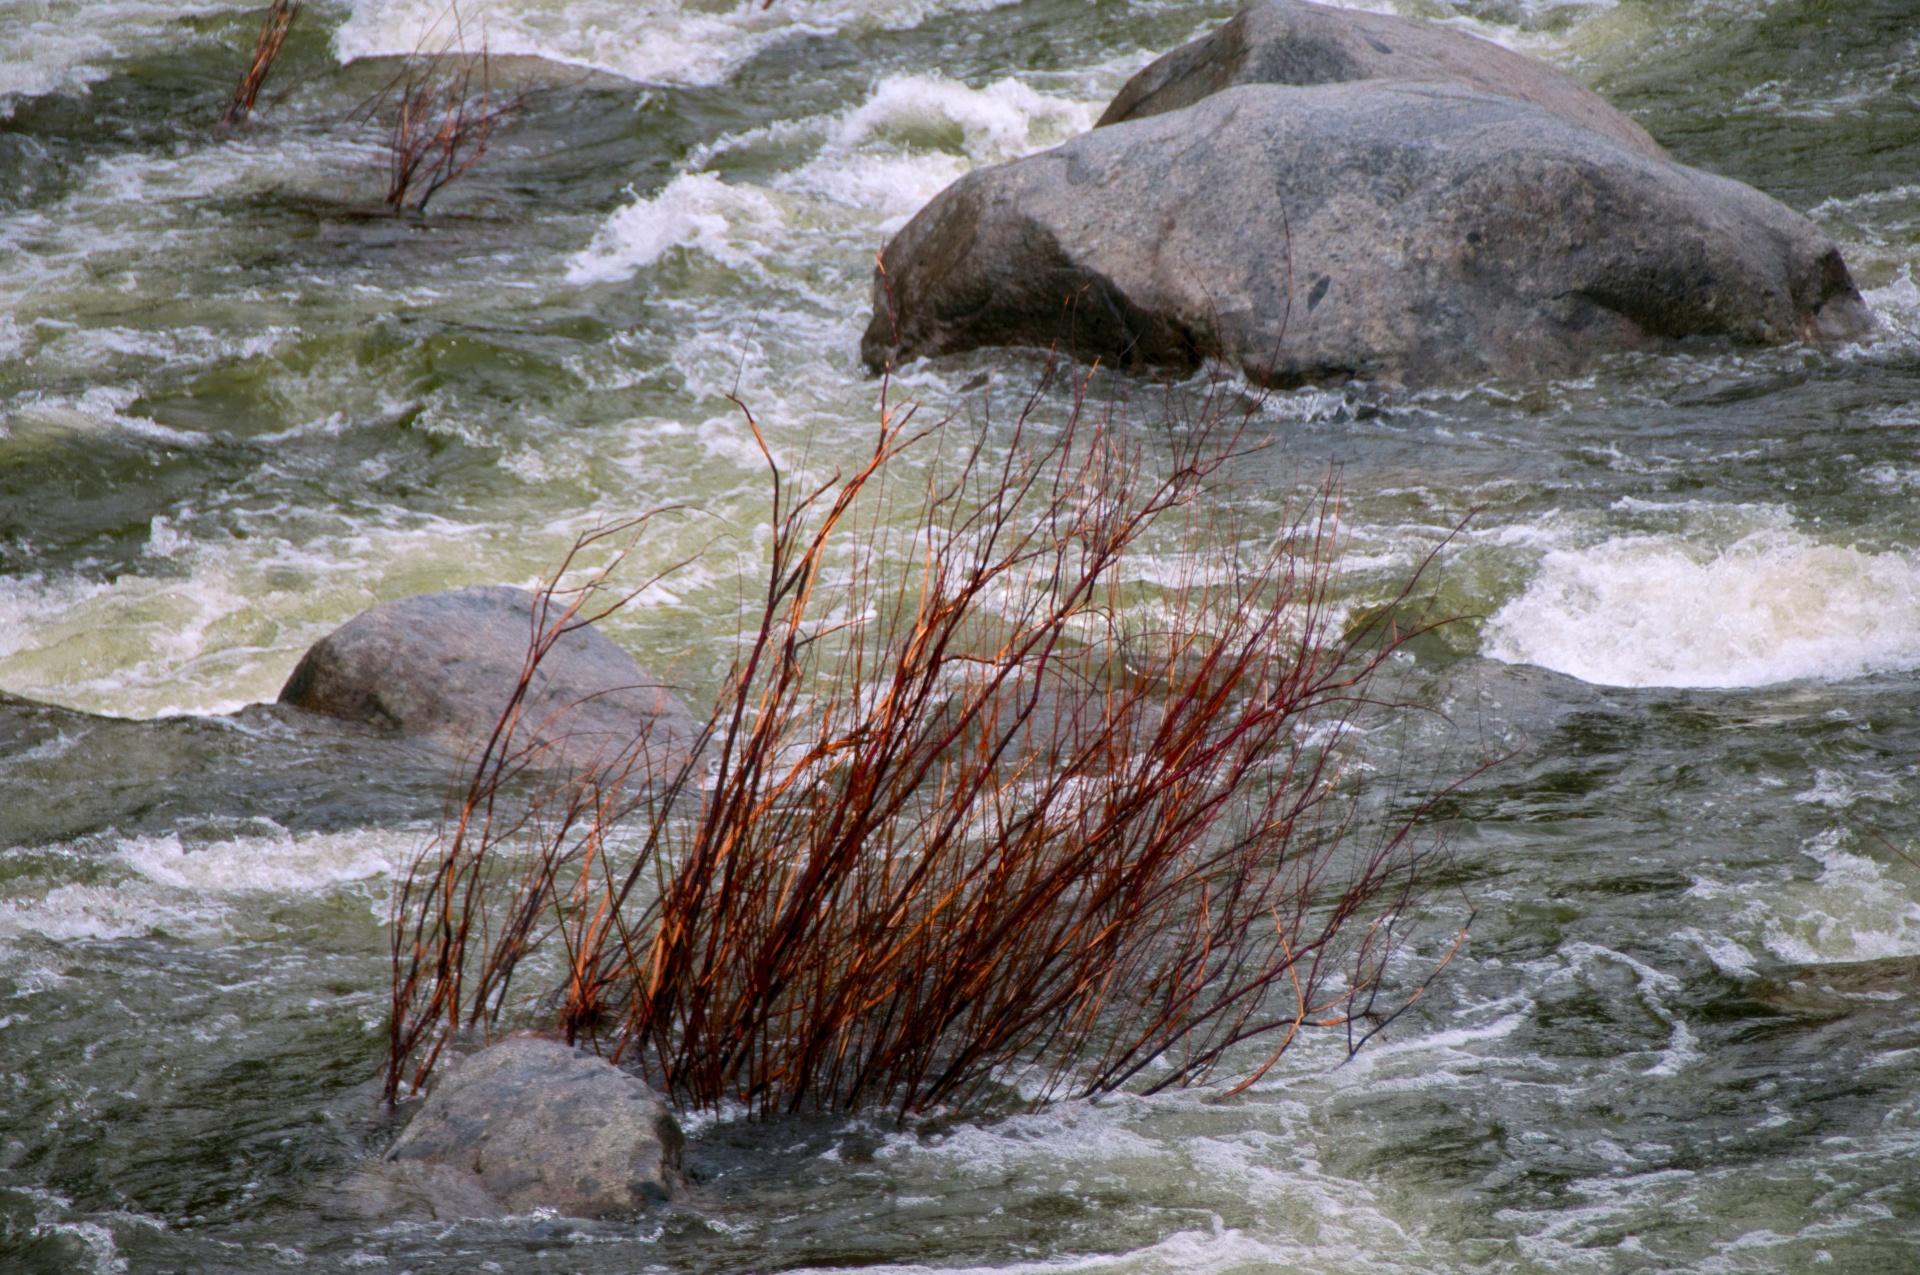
<box><xmin>4</xmin><ymin>0</ymin><xmax>1920</xmax><ymax>1270</ymax></box>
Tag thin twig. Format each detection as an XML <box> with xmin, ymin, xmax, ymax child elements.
<box><xmin>217</xmin><ymin>0</ymin><xmax>300</xmax><ymax>135</ymax></box>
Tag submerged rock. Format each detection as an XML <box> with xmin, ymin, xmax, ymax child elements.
<box><xmin>0</xmin><ymin>691</ymin><xmax>461</xmax><ymax>846</ymax></box>
<box><xmin>860</xmin><ymin>80</ymin><xmax>1873</xmax><ymax>388</ymax></box>
<box><xmin>1096</xmin><ymin>0</ymin><xmax>1665</xmax><ymax>159</ymax></box>
<box><xmin>278</xmin><ymin>585</ymin><xmax>700</xmax><ymax>772</ymax></box>
<box><xmin>383</xmin><ymin>1036</ymin><xmax>682</xmax><ymax>1219</ymax></box>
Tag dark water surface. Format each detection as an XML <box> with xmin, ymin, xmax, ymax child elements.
<box><xmin>4</xmin><ymin>1</ymin><xmax>1920</xmax><ymax>1271</ymax></box>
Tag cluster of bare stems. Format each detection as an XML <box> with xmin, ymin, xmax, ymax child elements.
<box><xmin>218</xmin><ymin>0</ymin><xmax>517</xmax><ymax>211</ymax></box>
<box><xmin>217</xmin><ymin>0</ymin><xmax>300</xmax><ymax>134</ymax></box>
<box><xmin>356</xmin><ymin>2</ymin><xmax>522</xmax><ymax>213</ymax></box>
<box><xmin>387</xmin><ymin>362</ymin><xmax>1472</xmax><ymax>1119</ymax></box>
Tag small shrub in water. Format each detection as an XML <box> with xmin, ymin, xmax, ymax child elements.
<box><xmin>387</xmin><ymin>363</ymin><xmax>1471</xmax><ymax>1117</ymax></box>
<box><xmin>355</xmin><ymin>2</ymin><xmax>521</xmax><ymax>214</ymax></box>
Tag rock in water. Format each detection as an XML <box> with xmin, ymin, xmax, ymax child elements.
<box><xmin>385</xmin><ymin>1037</ymin><xmax>682</xmax><ymax>1218</ymax></box>
<box><xmin>278</xmin><ymin>585</ymin><xmax>699</xmax><ymax>771</ymax></box>
<box><xmin>1096</xmin><ymin>0</ymin><xmax>1666</xmax><ymax>159</ymax></box>
<box><xmin>860</xmin><ymin>81</ymin><xmax>1873</xmax><ymax>388</ymax></box>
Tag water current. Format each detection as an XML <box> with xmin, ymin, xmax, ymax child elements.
<box><xmin>4</xmin><ymin>0</ymin><xmax>1920</xmax><ymax>1270</ymax></box>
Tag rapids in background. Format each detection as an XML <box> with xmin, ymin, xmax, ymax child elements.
<box><xmin>3</xmin><ymin>0</ymin><xmax>1920</xmax><ymax>1270</ymax></box>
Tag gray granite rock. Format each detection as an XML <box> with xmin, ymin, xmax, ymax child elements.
<box><xmin>278</xmin><ymin>585</ymin><xmax>700</xmax><ymax>772</ymax></box>
<box><xmin>860</xmin><ymin>81</ymin><xmax>1873</xmax><ymax>388</ymax></box>
<box><xmin>385</xmin><ymin>1036</ymin><xmax>682</xmax><ymax>1218</ymax></box>
<box><xmin>1097</xmin><ymin>0</ymin><xmax>1666</xmax><ymax>159</ymax></box>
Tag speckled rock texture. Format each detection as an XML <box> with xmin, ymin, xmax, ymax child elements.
<box><xmin>1096</xmin><ymin>0</ymin><xmax>1666</xmax><ymax>159</ymax></box>
<box><xmin>384</xmin><ymin>1037</ymin><xmax>682</xmax><ymax>1219</ymax></box>
<box><xmin>860</xmin><ymin>79</ymin><xmax>1873</xmax><ymax>388</ymax></box>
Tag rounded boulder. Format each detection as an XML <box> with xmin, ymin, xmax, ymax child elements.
<box><xmin>384</xmin><ymin>1036</ymin><xmax>682</xmax><ymax>1219</ymax></box>
<box><xmin>861</xmin><ymin>81</ymin><xmax>1873</xmax><ymax>388</ymax></box>
<box><xmin>1097</xmin><ymin>0</ymin><xmax>1667</xmax><ymax>159</ymax></box>
<box><xmin>278</xmin><ymin>585</ymin><xmax>700</xmax><ymax>771</ymax></box>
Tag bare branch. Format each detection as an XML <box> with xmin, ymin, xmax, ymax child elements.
<box><xmin>216</xmin><ymin>0</ymin><xmax>300</xmax><ymax>135</ymax></box>
<box><xmin>387</xmin><ymin>364</ymin><xmax>1482</xmax><ymax>1117</ymax></box>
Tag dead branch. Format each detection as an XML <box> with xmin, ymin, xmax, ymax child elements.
<box><xmin>217</xmin><ymin>0</ymin><xmax>299</xmax><ymax>134</ymax></box>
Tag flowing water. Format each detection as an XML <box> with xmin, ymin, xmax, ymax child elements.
<box><xmin>5</xmin><ymin>0</ymin><xmax>1920</xmax><ymax>1270</ymax></box>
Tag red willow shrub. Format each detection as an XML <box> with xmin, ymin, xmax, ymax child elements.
<box><xmin>387</xmin><ymin>364</ymin><xmax>1471</xmax><ymax>1117</ymax></box>
<box><xmin>355</xmin><ymin>2</ymin><xmax>522</xmax><ymax>213</ymax></box>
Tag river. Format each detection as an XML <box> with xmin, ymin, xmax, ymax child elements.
<box><xmin>3</xmin><ymin>0</ymin><xmax>1919</xmax><ymax>1270</ymax></box>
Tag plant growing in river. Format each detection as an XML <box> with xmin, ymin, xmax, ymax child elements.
<box><xmin>216</xmin><ymin>0</ymin><xmax>300</xmax><ymax>134</ymax></box>
<box><xmin>386</xmin><ymin>363</ymin><xmax>1469</xmax><ymax>1117</ymax></box>
<box><xmin>356</xmin><ymin>2</ymin><xmax>521</xmax><ymax>213</ymax></box>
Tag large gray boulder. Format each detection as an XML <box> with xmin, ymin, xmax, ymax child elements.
<box><xmin>860</xmin><ymin>81</ymin><xmax>1873</xmax><ymax>388</ymax></box>
<box><xmin>1097</xmin><ymin>0</ymin><xmax>1666</xmax><ymax>159</ymax></box>
<box><xmin>384</xmin><ymin>1036</ymin><xmax>682</xmax><ymax>1218</ymax></box>
<box><xmin>278</xmin><ymin>585</ymin><xmax>700</xmax><ymax>771</ymax></box>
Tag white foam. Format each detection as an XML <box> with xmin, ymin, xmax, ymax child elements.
<box><xmin>570</xmin><ymin>73</ymin><xmax>1097</xmax><ymax>284</ymax></box>
<box><xmin>1863</xmin><ymin>265</ymin><xmax>1920</xmax><ymax>341</ymax></box>
<box><xmin>0</xmin><ymin>474</ymin><xmax>727</xmax><ymax>717</ymax></box>
<box><xmin>1483</xmin><ymin>530</ymin><xmax>1920</xmax><ymax>688</ymax></box>
<box><xmin>0</xmin><ymin>1</ymin><xmax>246</xmax><ymax>112</ymax></box>
<box><xmin>778</xmin><ymin>73</ymin><xmax>1097</xmax><ymax>227</ymax></box>
<box><xmin>0</xmin><ymin>828</ymin><xmax>416</xmax><ymax>944</ymax></box>
<box><xmin>3</xmin><ymin>385</ymin><xmax>211</xmax><ymax>448</ymax></box>
<box><xmin>23</xmin><ymin>1219</ymin><xmax>122</xmax><ymax>1275</ymax></box>
<box><xmin>29</xmin><ymin>323</ymin><xmax>291</xmax><ymax>376</ymax></box>
<box><xmin>566</xmin><ymin>173</ymin><xmax>785</xmax><ymax>285</ymax></box>
<box><xmin>0</xmin><ymin>565</ymin><xmax>262</xmax><ymax>715</ymax></box>
<box><xmin>1676</xmin><ymin>927</ymin><xmax>1760</xmax><ymax>978</ymax></box>
<box><xmin>779</xmin><ymin>150</ymin><xmax>972</xmax><ymax>227</ymax></box>
<box><xmin>0</xmin><ymin>881</ymin><xmax>221</xmax><ymax>943</ymax></box>
<box><xmin>1687</xmin><ymin>830</ymin><xmax>1920</xmax><ymax>967</ymax></box>
<box><xmin>121</xmin><ymin>828</ymin><xmax>409</xmax><ymax>894</ymax></box>
<box><xmin>0</xmin><ymin>137</ymin><xmax>388</xmax><ymax>353</ymax></box>
<box><xmin>337</xmin><ymin>0</ymin><xmax>1023</xmax><ymax>88</ymax></box>
<box><xmin>830</xmin><ymin>73</ymin><xmax>1094</xmax><ymax>166</ymax></box>
<box><xmin>876</xmin><ymin>1103</ymin><xmax>1166</xmax><ymax>1175</ymax></box>
<box><xmin>1763</xmin><ymin>835</ymin><xmax>1920</xmax><ymax>965</ymax></box>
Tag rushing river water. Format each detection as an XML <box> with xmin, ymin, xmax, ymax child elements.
<box><xmin>5</xmin><ymin>0</ymin><xmax>1920</xmax><ymax>1270</ymax></box>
